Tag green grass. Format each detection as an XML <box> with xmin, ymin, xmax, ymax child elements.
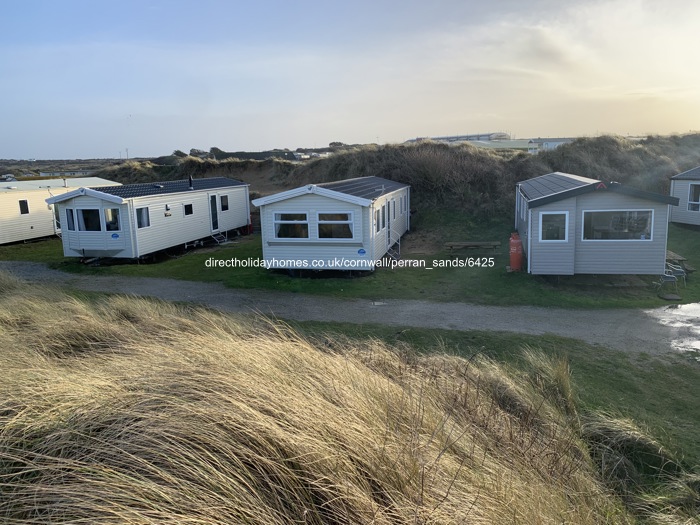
<box><xmin>2</xmin><ymin>214</ymin><xmax>699</xmax><ymax>308</ymax></box>
<box><xmin>0</xmin><ymin>237</ymin><xmax>66</xmax><ymax>264</ymax></box>
<box><xmin>289</xmin><ymin>319</ymin><xmax>700</xmax><ymax>471</ymax></box>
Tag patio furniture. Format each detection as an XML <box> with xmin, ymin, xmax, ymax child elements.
<box><xmin>666</xmin><ymin>262</ymin><xmax>687</xmax><ymax>287</ymax></box>
<box><xmin>654</xmin><ymin>271</ymin><xmax>678</xmax><ymax>293</ymax></box>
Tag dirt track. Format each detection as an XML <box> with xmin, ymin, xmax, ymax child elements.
<box><xmin>2</xmin><ymin>261</ymin><xmax>699</xmax><ymax>356</ymax></box>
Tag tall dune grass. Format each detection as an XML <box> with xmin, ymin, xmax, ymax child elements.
<box><xmin>90</xmin><ymin>134</ymin><xmax>700</xmax><ymax>220</ymax></box>
<box><xmin>0</xmin><ymin>277</ymin><xmax>695</xmax><ymax>523</ymax></box>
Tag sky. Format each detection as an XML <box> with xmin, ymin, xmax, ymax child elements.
<box><xmin>2</xmin><ymin>0</ymin><xmax>700</xmax><ymax>159</ymax></box>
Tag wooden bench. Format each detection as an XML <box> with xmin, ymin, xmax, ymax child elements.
<box><xmin>444</xmin><ymin>241</ymin><xmax>501</xmax><ymax>252</ymax></box>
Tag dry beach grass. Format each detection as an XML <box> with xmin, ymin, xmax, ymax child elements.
<box><xmin>0</xmin><ymin>272</ymin><xmax>696</xmax><ymax>524</ymax></box>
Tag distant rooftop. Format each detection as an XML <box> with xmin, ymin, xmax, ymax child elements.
<box><xmin>93</xmin><ymin>177</ymin><xmax>247</xmax><ymax>199</ymax></box>
<box><xmin>527</xmin><ymin>137</ymin><xmax>577</xmax><ymax>144</ymax></box>
<box><xmin>671</xmin><ymin>166</ymin><xmax>700</xmax><ymax>180</ymax></box>
<box><xmin>518</xmin><ymin>172</ymin><xmax>598</xmax><ymax>202</ymax></box>
<box><xmin>519</xmin><ymin>172</ymin><xmax>678</xmax><ymax>207</ymax></box>
<box><xmin>406</xmin><ymin>132</ymin><xmax>510</xmax><ymax>143</ymax></box>
<box><xmin>318</xmin><ymin>176</ymin><xmax>408</xmax><ymax>199</ymax></box>
<box><xmin>0</xmin><ymin>177</ymin><xmax>117</xmax><ymax>193</ymax></box>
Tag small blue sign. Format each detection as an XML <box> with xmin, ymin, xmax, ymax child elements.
<box><xmin>111</xmin><ymin>233</ymin><xmax>120</xmax><ymax>239</ymax></box>
<box><xmin>357</xmin><ymin>249</ymin><xmax>366</xmax><ymax>256</ymax></box>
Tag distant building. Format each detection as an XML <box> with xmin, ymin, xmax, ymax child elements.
<box><xmin>467</xmin><ymin>139</ymin><xmax>531</xmax><ymax>151</ymax></box>
<box><xmin>527</xmin><ymin>138</ymin><xmax>575</xmax><ymax>154</ymax></box>
<box><xmin>39</xmin><ymin>170</ymin><xmax>95</xmax><ymax>178</ymax></box>
<box><xmin>0</xmin><ymin>177</ymin><xmax>119</xmax><ymax>245</ymax></box>
<box><xmin>406</xmin><ymin>132</ymin><xmax>511</xmax><ymax>144</ymax></box>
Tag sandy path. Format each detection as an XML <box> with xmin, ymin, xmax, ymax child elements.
<box><xmin>1</xmin><ymin>261</ymin><xmax>698</xmax><ymax>356</ymax></box>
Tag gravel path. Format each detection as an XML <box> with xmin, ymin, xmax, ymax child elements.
<box><xmin>2</xmin><ymin>261</ymin><xmax>698</xmax><ymax>356</ymax></box>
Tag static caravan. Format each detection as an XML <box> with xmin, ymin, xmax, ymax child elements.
<box><xmin>0</xmin><ymin>178</ymin><xmax>119</xmax><ymax>245</ymax></box>
<box><xmin>46</xmin><ymin>177</ymin><xmax>250</xmax><ymax>259</ymax></box>
<box><xmin>670</xmin><ymin>166</ymin><xmax>700</xmax><ymax>226</ymax></box>
<box><xmin>515</xmin><ymin>172</ymin><xmax>678</xmax><ymax>275</ymax></box>
<box><xmin>251</xmin><ymin>176</ymin><xmax>410</xmax><ymax>270</ymax></box>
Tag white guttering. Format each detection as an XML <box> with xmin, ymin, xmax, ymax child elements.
<box><xmin>46</xmin><ymin>187</ymin><xmax>126</xmax><ymax>205</ymax></box>
<box><xmin>128</xmin><ymin>200</ymin><xmax>140</xmax><ymax>258</ymax></box>
<box><xmin>527</xmin><ymin>208</ymin><xmax>532</xmax><ymax>274</ymax></box>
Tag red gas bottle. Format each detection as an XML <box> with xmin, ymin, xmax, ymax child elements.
<box><xmin>509</xmin><ymin>232</ymin><xmax>523</xmax><ymax>271</ymax></box>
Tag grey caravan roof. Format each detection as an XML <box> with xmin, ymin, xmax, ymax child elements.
<box><xmin>317</xmin><ymin>176</ymin><xmax>408</xmax><ymax>199</ymax></box>
<box><xmin>519</xmin><ymin>171</ymin><xmax>679</xmax><ymax>208</ymax></box>
<box><xmin>518</xmin><ymin>172</ymin><xmax>598</xmax><ymax>206</ymax></box>
<box><xmin>92</xmin><ymin>177</ymin><xmax>247</xmax><ymax>199</ymax></box>
<box><xmin>671</xmin><ymin>166</ymin><xmax>700</xmax><ymax>180</ymax></box>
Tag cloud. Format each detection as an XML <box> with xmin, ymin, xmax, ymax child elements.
<box><xmin>3</xmin><ymin>0</ymin><xmax>700</xmax><ymax>157</ymax></box>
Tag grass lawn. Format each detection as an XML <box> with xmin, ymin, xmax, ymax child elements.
<box><xmin>289</xmin><ymin>319</ymin><xmax>700</xmax><ymax>470</ymax></box>
<box><xmin>1</xmin><ymin>214</ymin><xmax>699</xmax><ymax>308</ymax></box>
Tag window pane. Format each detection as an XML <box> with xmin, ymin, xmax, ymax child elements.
<box><xmin>541</xmin><ymin>213</ymin><xmax>566</xmax><ymax>241</ymax></box>
<box><xmin>66</xmin><ymin>208</ymin><xmax>75</xmax><ymax>231</ymax></box>
<box><xmin>136</xmin><ymin>207</ymin><xmax>150</xmax><ymax>228</ymax></box>
<box><xmin>319</xmin><ymin>213</ymin><xmax>349</xmax><ymax>221</ymax></box>
<box><xmin>375</xmin><ymin>210</ymin><xmax>380</xmax><ymax>232</ymax></box>
<box><xmin>690</xmin><ymin>185</ymin><xmax>700</xmax><ymax>202</ymax></box>
<box><xmin>583</xmin><ymin>211</ymin><xmax>651</xmax><ymax>240</ymax></box>
<box><xmin>690</xmin><ymin>185</ymin><xmax>700</xmax><ymax>211</ymax></box>
<box><xmin>78</xmin><ymin>209</ymin><xmax>101</xmax><ymax>231</ymax></box>
<box><xmin>19</xmin><ymin>200</ymin><xmax>29</xmax><ymax>215</ymax></box>
<box><xmin>319</xmin><ymin>223</ymin><xmax>352</xmax><ymax>238</ymax></box>
<box><xmin>221</xmin><ymin>195</ymin><xmax>229</xmax><ymax>211</ymax></box>
<box><xmin>275</xmin><ymin>223</ymin><xmax>308</xmax><ymax>238</ymax></box>
<box><xmin>275</xmin><ymin>213</ymin><xmax>306</xmax><ymax>221</ymax></box>
<box><xmin>104</xmin><ymin>209</ymin><xmax>120</xmax><ymax>231</ymax></box>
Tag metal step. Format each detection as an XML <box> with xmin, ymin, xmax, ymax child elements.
<box><xmin>211</xmin><ymin>232</ymin><xmax>227</xmax><ymax>244</ymax></box>
<box><xmin>386</xmin><ymin>232</ymin><xmax>401</xmax><ymax>261</ymax></box>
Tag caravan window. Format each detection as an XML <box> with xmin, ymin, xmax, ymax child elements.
<box><xmin>136</xmin><ymin>207</ymin><xmax>150</xmax><ymax>228</ymax></box>
<box><xmin>689</xmin><ymin>184</ymin><xmax>700</xmax><ymax>212</ymax></box>
<box><xmin>65</xmin><ymin>208</ymin><xmax>75</xmax><ymax>231</ymax></box>
<box><xmin>19</xmin><ymin>200</ymin><xmax>29</xmax><ymax>215</ymax></box>
<box><xmin>582</xmin><ymin>210</ymin><xmax>652</xmax><ymax>241</ymax></box>
<box><xmin>274</xmin><ymin>213</ymin><xmax>308</xmax><ymax>238</ymax></box>
<box><xmin>318</xmin><ymin>213</ymin><xmax>353</xmax><ymax>239</ymax></box>
<box><xmin>77</xmin><ymin>209</ymin><xmax>102</xmax><ymax>231</ymax></box>
<box><xmin>539</xmin><ymin>212</ymin><xmax>568</xmax><ymax>242</ymax></box>
<box><xmin>221</xmin><ymin>195</ymin><xmax>229</xmax><ymax>212</ymax></box>
<box><xmin>104</xmin><ymin>209</ymin><xmax>121</xmax><ymax>231</ymax></box>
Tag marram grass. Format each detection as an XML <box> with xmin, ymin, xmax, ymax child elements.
<box><xmin>0</xmin><ymin>276</ymin><xmax>691</xmax><ymax>523</ymax></box>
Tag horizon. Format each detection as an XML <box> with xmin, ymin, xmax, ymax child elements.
<box><xmin>3</xmin><ymin>0</ymin><xmax>700</xmax><ymax>159</ymax></box>
<box><xmin>1</xmin><ymin>131</ymin><xmax>697</xmax><ymax>163</ymax></box>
